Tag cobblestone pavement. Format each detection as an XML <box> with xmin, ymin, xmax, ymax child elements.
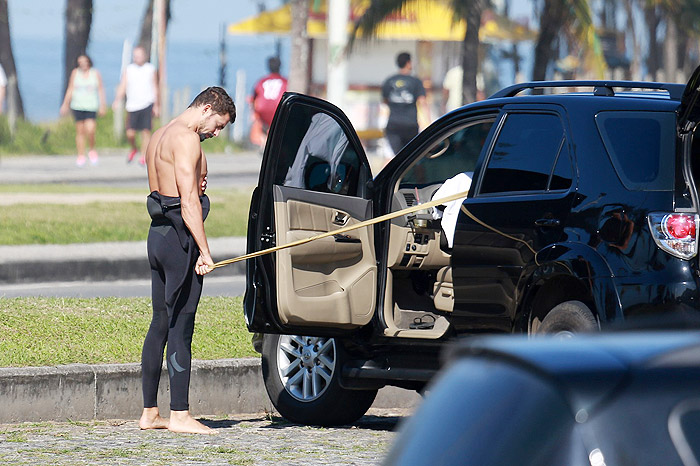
<box><xmin>0</xmin><ymin>408</ymin><xmax>410</xmax><ymax>465</ymax></box>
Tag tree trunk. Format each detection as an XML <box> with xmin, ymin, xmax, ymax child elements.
<box><xmin>663</xmin><ymin>15</ymin><xmax>678</xmax><ymax>82</ymax></box>
<box><xmin>138</xmin><ymin>0</ymin><xmax>154</xmax><ymax>59</ymax></box>
<box><xmin>289</xmin><ymin>0</ymin><xmax>310</xmax><ymax>93</ymax></box>
<box><xmin>532</xmin><ymin>0</ymin><xmax>567</xmax><ymax>81</ymax></box>
<box><xmin>64</xmin><ymin>0</ymin><xmax>92</xmax><ymax>96</ymax></box>
<box><xmin>0</xmin><ymin>0</ymin><xmax>24</xmax><ymax>118</ymax></box>
<box><xmin>137</xmin><ymin>0</ymin><xmax>171</xmax><ymax>62</ymax></box>
<box><xmin>460</xmin><ymin>0</ymin><xmax>484</xmax><ymax>103</ymax></box>
<box><xmin>623</xmin><ymin>0</ymin><xmax>641</xmax><ymax>80</ymax></box>
<box><xmin>644</xmin><ymin>3</ymin><xmax>659</xmax><ymax>80</ymax></box>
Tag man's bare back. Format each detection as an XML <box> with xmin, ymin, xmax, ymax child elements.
<box><xmin>146</xmin><ymin>121</ymin><xmax>207</xmax><ymax>197</ymax></box>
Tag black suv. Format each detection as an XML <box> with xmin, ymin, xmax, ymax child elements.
<box><xmin>244</xmin><ymin>69</ymin><xmax>700</xmax><ymax>425</ymax></box>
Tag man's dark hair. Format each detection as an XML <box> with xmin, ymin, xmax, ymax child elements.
<box><xmin>397</xmin><ymin>52</ymin><xmax>411</xmax><ymax>69</ymax></box>
<box><xmin>189</xmin><ymin>86</ymin><xmax>236</xmax><ymax>124</ymax></box>
<box><xmin>268</xmin><ymin>56</ymin><xmax>281</xmax><ymax>74</ymax></box>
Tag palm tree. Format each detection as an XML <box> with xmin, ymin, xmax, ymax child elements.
<box><xmin>0</xmin><ymin>0</ymin><xmax>24</xmax><ymax>118</ymax></box>
<box><xmin>656</xmin><ymin>0</ymin><xmax>700</xmax><ymax>82</ymax></box>
<box><xmin>623</xmin><ymin>0</ymin><xmax>642</xmax><ymax>80</ymax></box>
<box><xmin>64</xmin><ymin>0</ymin><xmax>93</xmax><ymax>95</ymax></box>
<box><xmin>531</xmin><ymin>0</ymin><xmax>603</xmax><ymax>81</ymax></box>
<box><xmin>352</xmin><ymin>0</ymin><xmax>486</xmax><ymax>105</ymax></box>
<box><xmin>137</xmin><ymin>0</ymin><xmax>172</xmax><ymax>62</ymax></box>
<box><xmin>288</xmin><ymin>0</ymin><xmax>311</xmax><ymax>93</ymax></box>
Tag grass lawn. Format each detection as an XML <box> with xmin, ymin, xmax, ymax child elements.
<box><xmin>0</xmin><ymin>188</ymin><xmax>251</xmax><ymax>245</ymax></box>
<box><xmin>0</xmin><ymin>296</ymin><xmax>258</xmax><ymax>367</ymax></box>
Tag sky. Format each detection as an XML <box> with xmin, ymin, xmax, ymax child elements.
<box><xmin>8</xmin><ymin>0</ymin><xmax>271</xmax><ymax>44</ymax></box>
<box><xmin>6</xmin><ymin>0</ymin><xmax>535</xmax><ymax>122</ymax></box>
<box><xmin>8</xmin><ymin>0</ymin><xmax>533</xmax><ymax>44</ymax></box>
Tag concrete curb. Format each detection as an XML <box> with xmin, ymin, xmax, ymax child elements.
<box><xmin>0</xmin><ymin>358</ymin><xmax>421</xmax><ymax>424</ymax></box>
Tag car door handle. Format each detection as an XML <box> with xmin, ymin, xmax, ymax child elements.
<box><xmin>534</xmin><ymin>218</ymin><xmax>561</xmax><ymax>227</ymax></box>
<box><xmin>333</xmin><ymin>234</ymin><xmax>361</xmax><ymax>243</ymax></box>
<box><xmin>332</xmin><ymin>211</ymin><xmax>349</xmax><ymax>226</ymax></box>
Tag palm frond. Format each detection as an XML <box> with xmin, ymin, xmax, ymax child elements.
<box><xmin>570</xmin><ymin>0</ymin><xmax>607</xmax><ymax>78</ymax></box>
<box><xmin>350</xmin><ymin>0</ymin><xmax>411</xmax><ymax>47</ymax></box>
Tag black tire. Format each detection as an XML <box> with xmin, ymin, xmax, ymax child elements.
<box><xmin>261</xmin><ymin>333</ymin><xmax>378</xmax><ymax>426</ymax></box>
<box><xmin>534</xmin><ymin>300</ymin><xmax>598</xmax><ymax>337</ymax></box>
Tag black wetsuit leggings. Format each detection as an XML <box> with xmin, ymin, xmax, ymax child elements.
<box><xmin>142</xmin><ymin>221</ymin><xmax>203</xmax><ymax>412</ymax></box>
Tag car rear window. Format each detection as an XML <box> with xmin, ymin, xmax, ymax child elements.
<box><xmin>595</xmin><ymin>111</ymin><xmax>676</xmax><ymax>191</ymax></box>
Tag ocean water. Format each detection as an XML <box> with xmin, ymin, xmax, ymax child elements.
<box><xmin>12</xmin><ymin>35</ymin><xmax>290</xmax><ymax>123</ymax></box>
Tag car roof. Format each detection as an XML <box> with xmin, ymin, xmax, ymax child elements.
<box><xmin>445</xmin><ymin>90</ymin><xmax>682</xmax><ymax>117</ymax></box>
<box><xmin>449</xmin><ymin>331</ymin><xmax>700</xmax><ymax>372</ymax></box>
<box><xmin>447</xmin><ymin>331</ymin><xmax>700</xmax><ymax>411</ymax></box>
<box><xmin>490</xmin><ymin>80</ymin><xmax>685</xmax><ymax>99</ymax></box>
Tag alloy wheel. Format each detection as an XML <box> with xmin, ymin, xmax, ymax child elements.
<box><xmin>276</xmin><ymin>335</ymin><xmax>337</xmax><ymax>402</ymax></box>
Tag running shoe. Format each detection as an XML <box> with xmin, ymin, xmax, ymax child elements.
<box><xmin>139</xmin><ymin>155</ymin><xmax>146</xmax><ymax>166</ymax></box>
<box><xmin>76</xmin><ymin>154</ymin><xmax>86</xmax><ymax>167</ymax></box>
<box><xmin>127</xmin><ymin>148</ymin><xmax>138</xmax><ymax>163</ymax></box>
<box><xmin>88</xmin><ymin>149</ymin><xmax>99</xmax><ymax>165</ymax></box>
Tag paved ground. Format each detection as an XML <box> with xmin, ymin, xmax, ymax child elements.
<box><xmin>0</xmin><ymin>275</ymin><xmax>246</xmax><ymax>298</ymax></box>
<box><xmin>0</xmin><ymin>150</ymin><xmax>262</xmax><ymax>189</ymax></box>
<box><xmin>0</xmin><ymin>408</ymin><xmax>409</xmax><ymax>465</ymax></box>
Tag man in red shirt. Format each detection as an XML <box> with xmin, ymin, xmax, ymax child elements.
<box><xmin>249</xmin><ymin>57</ymin><xmax>287</xmax><ymax>150</ymax></box>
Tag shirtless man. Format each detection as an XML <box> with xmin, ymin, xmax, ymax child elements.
<box><xmin>140</xmin><ymin>86</ymin><xmax>235</xmax><ymax>434</ymax></box>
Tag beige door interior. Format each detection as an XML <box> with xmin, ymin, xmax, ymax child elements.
<box><xmin>273</xmin><ymin>185</ymin><xmax>377</xmax><ymax>328</ymax></box>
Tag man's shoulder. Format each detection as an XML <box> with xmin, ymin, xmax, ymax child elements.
<box><xmin>383</xmin><ymin>74</ymin><xmax>400</xmax><ymax>84</ymax></box>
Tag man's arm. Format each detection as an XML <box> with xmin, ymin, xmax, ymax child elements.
<box><xmin>417</xmin><ymin>95</ymin><xmax>430</xmax><ymax>131</ymax></box>
<box><xmin>151</xmin><ymin>66</ymin><xmax>160</xmax><ymax>117</ymax></box>
<box><xmin>60</xmin><ymin>69</ymin><xmax>77</xmax><ymax>116</ymax></box>
<box><xmin>96</xmin><ymin>70</ymin><xmax>107</xmax><ymax>116</ymax></box>
<box><xmin>173</xmin><ymin>131</ymin><xmax>213</xmax><ymax>274</ymax></box>
<box><xmin>112</xmin><ymin>72</ymin><xmax>127</xmax><ymax>110</ymax></box>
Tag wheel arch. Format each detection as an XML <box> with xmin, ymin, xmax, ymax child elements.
<box><xmin>516</xmin><ymin>243</ymin><xmax>623</xmax><ymax>333</ymax></box>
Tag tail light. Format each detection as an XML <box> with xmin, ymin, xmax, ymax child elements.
<box><xmin>648</xmin><ymin>213</ymin><xmax>699</xmax><ymax>259</ymax></box>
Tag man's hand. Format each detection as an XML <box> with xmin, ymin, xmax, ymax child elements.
<box><xmin>195</xmin><ymin>253</ymin><xmax>214</xmax><ymax>275</ymax></box>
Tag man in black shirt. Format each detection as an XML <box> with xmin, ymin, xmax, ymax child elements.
<box><xmin>381</xmin><ymin>52</ymin><xmax>429</xmax><ymax>158</ymax></box>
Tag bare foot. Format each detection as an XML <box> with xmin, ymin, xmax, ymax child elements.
<box><xmin>168</xmin><ymin>410</ymin><xmax>217</xmax><ymax>435</ymax></box>
<box><xmin>139</xmin><ymin>407</ymin><xmax>169</xmax><ymax>430</ymax></box>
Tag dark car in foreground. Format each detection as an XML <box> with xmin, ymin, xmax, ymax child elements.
<box><xmin>244</xmin><ymin>67</ymin><xmax>700</xmax><ymax>425</ymax></box>
<box><xmin>385</xmin><ymin>330</ymin><xmax>700</xmax><ymax>466</ymax></box>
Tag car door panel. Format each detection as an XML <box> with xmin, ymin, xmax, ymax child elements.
<box><xmin>274</xmin><ymin>186</ymin><xmax>376</xmax><ymax>327</ymax></box>
<box><xmin>244</xmin><ymin>93</ymin><xmax>376</xmax><ymax>333</ymax></box>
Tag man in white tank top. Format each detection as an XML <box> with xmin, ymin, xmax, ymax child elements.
<box><xmin>113</xmin><ymin>46</ymin><xmax>159</xmax><ymax>165</ymax></box>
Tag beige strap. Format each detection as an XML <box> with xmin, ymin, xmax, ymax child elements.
<box><xmin>211</xmin><ymin>189</ymin><xmax>470</xmax><ymax>270</ymax></box>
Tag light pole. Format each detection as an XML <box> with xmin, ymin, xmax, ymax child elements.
<box><xmin>326</xmin><ymin>0</ymin><xmax>350</xmax><ymax>110</ymax></box>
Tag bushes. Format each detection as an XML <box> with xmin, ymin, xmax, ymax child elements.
<box><xmin>0</xmin><ymin>110</ymin><xmax>128</xmax><ymax>155</ymax></box>
<box><xmin>0</xmin><ymin>110</ymin><xmax>241</xmax><ymax>155</ymax></box>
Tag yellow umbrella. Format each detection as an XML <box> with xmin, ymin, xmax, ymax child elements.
<box><xmin>229</xmin><ymin>0</ymin><xmax>535</xmax><ymax>42</ymax></box>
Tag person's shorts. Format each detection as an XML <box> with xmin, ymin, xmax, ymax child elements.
<box><xmin>72</xmin><ymin>110</ymin><xmax>96</xmax><ymax>122</ymax></box>
<box><xmin>127</xmin><ymin>105</ymin><xmax>153</xmax><ymax>131</ymax></box>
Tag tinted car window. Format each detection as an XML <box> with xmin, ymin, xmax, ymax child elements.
<box><xmin>400</xmin><ymin>120</ymin><xmax>494</xmax><ymax>186</ymax></box>
<box><xmin>595</xmin><ymin>111</ymin><xmax>675</xmax><ymax>191</ymax></box>
<box><xmin>479</xmin><ymin>113</ymin><xmax>565</xmax><ymax>194</ymax></box>
<box><xmin>273</xmin><ymin>103</ymin><xmax>361</xmax><ymax>196</ymax></box>
<box><xmin>549</xmin><ymin>142</ymin><xmax>573</xmax><ymax>191</ymax></box>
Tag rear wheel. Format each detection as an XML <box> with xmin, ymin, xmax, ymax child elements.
<box><xmin>533</xmin><ymin>300</ymin><xmax>598</xmax><ymax>337</ymax></box>
<box><xmin>261</xmin><ymin>334</ymin><xmax>377</xmax><ymax>426</ymax></box>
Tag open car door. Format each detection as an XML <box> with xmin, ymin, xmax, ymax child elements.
<box><xmin>678</xmin><ymin>64</ymin><xmax>700</xmax><ymax>134</ymax></box>
<box><xmin>245</xmin><ymin>93</ymin><xmax>376</xmax><ymax>334</ymax></box>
